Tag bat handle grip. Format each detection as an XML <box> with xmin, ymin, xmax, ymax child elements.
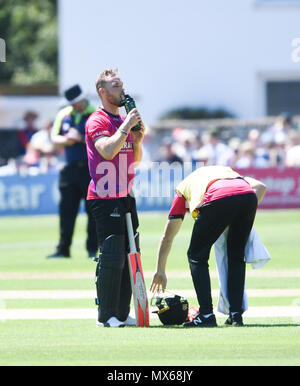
<box><xmin>125</xmin><ymin>212</ymin><xmax>137</xmax><ymax>253</ymax></box>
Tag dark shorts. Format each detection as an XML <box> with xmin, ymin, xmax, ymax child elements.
<box><xmin>87</xmin><ymin>195</ymin><xmax>139</xmax><ymax>248</ymax></box>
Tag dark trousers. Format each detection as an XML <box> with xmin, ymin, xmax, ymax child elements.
<box><xmin>187</xmin><ymin>193</ymin><xmax>258</xmax><ymax>315</ymax></box>
<box><xmin>87</xmin><ymin>195</ymin><xmax>139</xmax><ymax>247</ymax></box>
<box><xmin>87</xmin><ymin>195</ymin><xmax>139</xmax><ymax>322</ymax></box>
<box><xmin>57</xmin><ymin>162</ymin><xmax>97</xmax><ymax>254</ymax></box>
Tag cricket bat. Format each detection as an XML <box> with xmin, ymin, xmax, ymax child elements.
<box><xmin>125</xmin><ymin>212</ymin><xmax>149</xmax><ymax>327</ymax></box>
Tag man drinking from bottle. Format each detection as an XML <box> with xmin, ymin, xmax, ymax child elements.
<box><xmin>85</xmin><ymin>69</ymin><xmax>146</xmax><ymax>327</ymax></box>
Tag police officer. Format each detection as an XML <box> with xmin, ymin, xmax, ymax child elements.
<box><xmin>47</xmin><ymin>85</ymin><xmax>97</xmax><ymax>258</ymax></box>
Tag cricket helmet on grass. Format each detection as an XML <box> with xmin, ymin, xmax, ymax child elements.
<box><xmin>151</xmin><ymin>293</ymin><xmax>189</xmax><ymax>325</ymax></box>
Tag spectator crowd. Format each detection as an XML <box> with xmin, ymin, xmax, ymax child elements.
<box><xmin>0</xmin><ymin>110</ymin><xmax>63</xmax><ymax>176</ymax></box>
<box><xmin>0</xmin><ymin>110</ymin><xmax>300</xmax><ymax>177</ymax></box>
<box><xmin>153</xmin><ymin>113</ymin><xmax>300</xmax><ymax>169</ymax></box>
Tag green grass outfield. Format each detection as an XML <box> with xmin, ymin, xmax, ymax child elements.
<box><xmin>0</xmin><ymin>209</ymin><xmax>300</xmax><ymax>367</ymax></box>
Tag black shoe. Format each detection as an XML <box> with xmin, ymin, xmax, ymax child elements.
<box><xmin>47</xmin><ymin>250</ymin><xmax>70</xmax><ymax>259</ymax></box>
<box><xmin>225</xmin><ymin>312</ymin><xmax>244</xmax><ymax>326</ymax></box>
<box><xmin>183</xmin><ymin>313</ymin><xmax>217</xmax><ymax>328</ymax></box>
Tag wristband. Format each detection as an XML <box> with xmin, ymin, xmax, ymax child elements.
<box><xmin>119</xmin><ymin>129</ymin><xmax>128</xmax><ymax>136</ymax></box>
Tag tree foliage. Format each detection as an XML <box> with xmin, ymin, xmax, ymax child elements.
<box><xmin>0</xmin><ymin>0</ymin><xmax>57</xmax><ymax>85</ymax></box>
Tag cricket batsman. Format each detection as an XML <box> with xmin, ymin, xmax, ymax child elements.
<box><xmin>85</xmin><ymin>69</ymin><xmax>145</xmax><ymax>327</ymax></box>
<box><xmin>150</xmin><ymin>165</ymin><xmax>267</xmax><ymax>327</ymax></box>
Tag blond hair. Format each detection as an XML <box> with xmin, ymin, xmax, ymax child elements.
<box><xmin>96</xmin><ymin>69</ymin><xmax>118</xmax><ymax>94</ymax></box>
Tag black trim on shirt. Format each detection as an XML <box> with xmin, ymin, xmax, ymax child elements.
<box><xmin>93</xmin><ymin>134</ymin><xmax>110</xmax><ymax>144</ymax></box>
<box><xmin>101</xmin><ymin>108</ymin><xmax>121</xmax><ymax>119</ymax></box>
<box><xmin>168</xmin><ymin>214</ymin><xmax>184</xmax><ymax>220</ymax></box>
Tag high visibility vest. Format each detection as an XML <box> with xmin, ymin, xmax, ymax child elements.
<box><xmin>176</xmin><ymin>166</ymin><xmax>241</xmax><ymax>219</ymax></box>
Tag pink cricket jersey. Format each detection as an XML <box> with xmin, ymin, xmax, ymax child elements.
<box><xmin>85</xmin><ymin>109</ymin><xmax>135</xmax><ymax>199</ymax></box>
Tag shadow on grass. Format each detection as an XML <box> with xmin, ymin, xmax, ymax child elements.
<box><xmin>127</xmin><ymin>325</ymin><xmax>186</xmax><ymax>329</ymax></box>
<box><xmin>240</xmin><ymin>323</ymin><xmax>300</xmax><ymax>328</ymax></box>
<box><xmin>141</xmin><ymin>323</ymin><xmax>300</xmax><ymax>328</ymax></box>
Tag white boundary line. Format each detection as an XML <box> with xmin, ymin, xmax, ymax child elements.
<box><xmin>1</xmin><ymin>306</ymin><xmax>300</xmax><ymax>320</ymax></box>
<box><xmin>1</xmin><ymin>269</ymin><xmax>300</xmax><ymax>279</ymax></box>
<box><xmin>1</xmin><ymin>289</ymin><xmax>300</xmax><ymax>299</ymax></box>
